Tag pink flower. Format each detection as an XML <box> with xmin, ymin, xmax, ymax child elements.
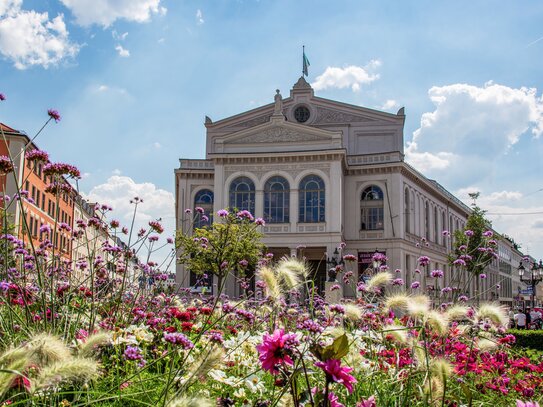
<box><xmin>0</xmin><ymin>93</ymin><xmax>6</xmax><ymax>101</ymax></box>
<box><xmin>516</xmin><ymin>401</ymin><xmax>540</xmax><ymax>407</ymax></box>
<box><xmin>47</xmin><ymin>109</ymin><xmax>61</xmax><ymax>122</ymax></box>
<box><xmin>255</xmin><ymin>217</ymin><xmax>265</xmax><ymax>226</ymax></box>
<box><xmin>358</xmin><ymin>396</ymin><xmax>377</xmax><ymax>407</ymax></box>
<box><xmin>256</xmin><ymin>329</ymin><xmax>299</xmax><ymax>374</ymax></box>
<box><xmin>315</xmin><ymin>358</ymin><xmax>357</xmax><ymax>394</ymax></box>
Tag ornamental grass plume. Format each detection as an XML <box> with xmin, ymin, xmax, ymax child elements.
<box><xmin>28</xmin><ymin>333</ymin><xmax>71</xmax><ymax>365</ymax></box>
<box><xmin>277</xmin><ymin>256</ymin><xmax>311</xmax><ymax>279</ymax></box>
<box><xmin>185</xmin><ymin>347</ymin><xmax>224</xmax><ymax>386</ymax></box>
<box><xmin>406</xmin><ymin>295</ymin><xmax>431</xmax><ymax>317</ymax></box>
<box><xmin>366</xmin><ymin>271</ymin><xmax>393</xmax><ymax>291</ymax></box>
<box><xmin>430</xmin><ymin>358</ymin><xmax>452</xmax><ymax>383</ymax></box>
<box><xmin>343</xmin><ymin>303</ymin><xmax>363</xmax><ymax>323</ymax></box>
<box><xmin>475</xmin><ymin>303</ymin><xmax>509</xmax><ymax>327</ymax></box>
<box><xmin>31</xmin><ymin>357</ymin><xmax>99</xmax><ymax>392</ymax></box>
<box><xmin>446</xmin><ymin>304</ymin><xmax>469</xmax><ymax>320</ymax></box>
<box><xmin>0</xmin><ymin>348</ymin><xmax>33</xmax><ymax>397</ymax></box>
<box><xmin>78</xmin><ymin>332</ymin><xmax>112</xmax><ymax>357</ymax></box>
<box><xmin>276</xmin><ymin>258</ymin><xmax>304</xmax><ymax>290</ymax></box>
<box><xmin>384</xmin><ymin>293</ymin><xmax>411</xmax><ymax>311</ymax></box>
<box><xmin>257</xmin><ymin>266</ymin><xmax>282</xmax><ymax>300</ymax></box>
<box><xmin>424</xmin><ymin>310</ymin><xmax>449</xmax><ymax>336</ymax></box>
<box><xmin>382</xmin><ymin>324</ymin><xmax>409</xmax><ymax>344</ymax></box>
<box><xmin>167</xmin><ymin>397</ymin><xmax>213</xmax><ymax>407</ymax></box>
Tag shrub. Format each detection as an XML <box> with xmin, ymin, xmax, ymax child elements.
<box><xmin>509</xmin><ymin>329</ymin><xmax>543</xmax><ymax>350</ymax></box>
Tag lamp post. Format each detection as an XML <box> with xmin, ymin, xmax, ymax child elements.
<box><xmin>326</xmin><ymin>247</ymin><xmax>344</xmax><ymax>282</ymax></box>
<box><xmin>518</xmin><ymin>259</ymin><xmax>543</xmax><ymax>310</ymax></box>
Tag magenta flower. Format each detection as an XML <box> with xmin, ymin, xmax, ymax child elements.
<box><xmin>392</xmin><ymin>278</ymin><xmax>404</xmax><ymax>286</ymax></box>
<box><xmin>358</xmin><ymin>396</ymin><xmax>377</xmax><ymax>407</ymax></box>
<box><xmin>256</xmin><ymin>329</ymin><xmax>299</xmax><ymax>374</ymax></box>
<box><xmin>47</xmin><ymin>109</ymin><xmax>61</xmax><ymax>122</ymax></box>
<box><xmin>315</xmin><ymin>358</ymin><xmax>357</xmax><ymax>394</ymax></box>
<box><xmin>25</xmin><ymin>149</ymin><xmax>49</xmax><ymax>162</ymax></box>
<box><xmin>458</xmin><ymin>295</ymin><xmax>469</xmax><ymax>302</ymax></box>
<box><xmin>372</xmin><ymin>252</ymin><xmax>388</xmax><ymax>263</ymax></box>
<box><xmin>418</xmin><ymin>256</ymin><xmax>430</xmax><ymax>267</ymax></box>
<box><xmin>255</xmin><ymin>217</ymin><xmax>265</xmax><ymax>226</ymax></box>
<box><xmin>516</xmin><ymin>401</ymin><xmax>540</xmax><ymax>407</ymax></box>
<box><xmin>464</xmin><ymin>230</ymin><xmax>474</xmax><ymax>237</ymax></box>
<box><xmin>411</xmin><ymin>281</ymin><xmax>420</xmax><ymax>289</ymax></box>
<box><xmin>430</xmin><ymin>269</ymin><xmax>444</xmax><ymax>278</ymax></box>
<box><xmin>195</xmin><ymin>206</ymin><xmax>205</xmax><ymax>214</ymax></box>
<box><xmin>217</xmin><ymin>209</ymin><xmax>229</xmax><ymax>218</ymax></box>
<box><xmin>483</xmin><ymin>230</ymin><xmax>493</xmax><ymax>237</ymax></box>
<box><xmin>480</xmin><ymin>273</ymin><xmax>487</xmax><ymax>279</ymax></box>
<box><xmin>453</xmin><ymin>258</ymin><xmax>467</xmax><ymax>267</ymax></box>
<box><xmin>343</xmin><ymin>254</ymin><xmax>357</xmax><ymax>262</ymax></box>
<box><xmin>0</xmin><ymin>93</ymin><xmax>6</xmax><ymax>101</ymax></box>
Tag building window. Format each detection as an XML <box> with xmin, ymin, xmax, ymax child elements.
<box><xmin>299</xmin><ymin>175</ymin><xmax>325</xmax><ymax>223</ymax></box>
<box><xmin>425</xmin><ymin>201</ymin><xmax>430</xmax><ymax>240</ymax></box>
<box><xmin>441</xmin><ymin>211</ymin><xmax>446</xmax><ymax>246</ymax></box>
<box><xmin>194</xmin><ymin>189</ymin><xmax>214</xmax><ymax>229</ymax></box>
<box><xmin>361</xmin><ymin>185</ymin><xmax>384</xmax><ymax>230</ymax></box>
<box><xmin>264</xmin><ymin>176</ymin><xmax>290</xmax><ymax>223</ymax></box>
<box><xmin>229</xmin><ymin>176</ymin><xmax>255</xmax><ymax>215</ymax></box>
<box><xmin>404</xmin><ymin>188</ymin><xmax>410</xmax><ymax>234</ymax></box>
<box><xmin>434</xmin><ymin>206</ymin><xmax>438</xmax><ymax>243</ymax></box>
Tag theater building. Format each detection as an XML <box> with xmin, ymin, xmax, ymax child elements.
<box><xmin>175</xmin><ymin>77</ymin><xmax>519</xmax><ymax>301</ymax></box>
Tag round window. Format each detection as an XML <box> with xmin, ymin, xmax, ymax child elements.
<box><xmin>294</xmin><ymin>106</ymin><xmax>310</xmax><ymax>123</ymax></box>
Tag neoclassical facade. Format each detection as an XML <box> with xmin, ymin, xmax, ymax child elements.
<box><xmin>175</xmin><ymin>77</ymin><xmax>522</xmax><ymax>304</ymax></box>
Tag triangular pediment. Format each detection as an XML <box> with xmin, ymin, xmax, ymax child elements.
<box><xmin>212</xmin><ymin>115</ymin><xmax>343</xmax><ymax>154</ymax></box>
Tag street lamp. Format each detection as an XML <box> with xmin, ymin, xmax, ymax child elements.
<box><xmin>518</xmin><ymin>259</ymin><xmax>543</xmax><ymax>309</ymax></box>
<box><xmin>326</xmin><ymin>247</ymin><xmax>344</xmax><ymax>282</ymax></box>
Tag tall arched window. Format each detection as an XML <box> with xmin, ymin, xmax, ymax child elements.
<box><xmin>264</xmin><ymin>176</ymin><xmax>290</xmax><ymax>223</ymax></box>
<box><xmin>229</xmin><ymin>177</ymin><xmax>255</xmax><ymax>215</ymax></box>
<box><xmin>404</xmin><ymin>188</ymin><xmax>410</xmax><ymax>234</ymax></box>
<box><xmin>361</xmin><ymin>185</ymin><xmax>384</xmax><ymax>230</ymax></box>
<box><xmin>194</xmin><ymin>189</ymin><xmax>213</xmax><ymax>229</ymax></box>
<box><xmin>299</xmin><ymin>175</ymin><xmax>325</xmax><ymax>223</ymax></box>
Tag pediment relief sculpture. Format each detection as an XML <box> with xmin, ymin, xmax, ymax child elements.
<box><xmin>229</xmin><ymin>126</ymin><xmax>327</xmax><ymax>144</ymax></box>
<box><xmin>313</xmin><ymin>106</ymin><xmax>375</xmax><ymax>124</ymax></box>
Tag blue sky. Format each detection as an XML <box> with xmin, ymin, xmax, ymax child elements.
<box><xmin>1</xmin><ymin>0</ymin><xmax>543</xmax><ymax>262</ymax></box>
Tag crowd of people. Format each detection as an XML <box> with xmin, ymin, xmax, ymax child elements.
<box><xmin>510</xmin><ymin>307</ymin><xmax>543</xmax><ymax>329</ymax></box>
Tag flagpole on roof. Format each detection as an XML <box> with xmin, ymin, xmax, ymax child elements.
<box><xmin>302</xmin><ymin>45</ymin><xmax>305</xmax><ymax>76</ymax></box>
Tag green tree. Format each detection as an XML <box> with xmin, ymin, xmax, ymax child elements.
<box><xmin>176</xmin><ymin>210</ymin><xmax>265</xmax><ymax>295</ymax></box>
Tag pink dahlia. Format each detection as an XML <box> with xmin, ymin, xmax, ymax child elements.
<box><xmin>256</xmin><ymin>329</ymin><xmax>298</xmax><ymax>374</ymax></box>
<box><xmin>315</xmin><ymin>358</ymin><xmax>357</xmax><ymax>394</ymax></box>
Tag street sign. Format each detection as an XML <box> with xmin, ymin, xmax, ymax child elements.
<box><xmin>520</xmin><ymin>288</ymin><xmax>533</xmax><ymax>295</ymax></box>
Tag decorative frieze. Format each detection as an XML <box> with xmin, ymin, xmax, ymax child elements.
<box><xmin>313</xmin><ymin>106</ymin><xmax>374</xmax><ymax>124</ymax></box>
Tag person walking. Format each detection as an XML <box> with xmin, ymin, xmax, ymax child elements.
<box><xmin>514</xmin><ymin>309</ymin><xmax>527</xmax><ymax>329</ymax></box>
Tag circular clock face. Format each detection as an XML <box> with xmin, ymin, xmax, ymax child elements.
<box><xmin>294</xmin><ymin>106</ymin><xmax>310</xmax><ymax>123</ymax></box>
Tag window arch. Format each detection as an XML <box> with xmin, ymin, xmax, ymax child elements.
<box><xmin>264</xmin><ymin>176</ymin><xmax>290</xmax><ymax>223</ymax></box>
<box><xmin>404</xmin><ymin>188</ymin><xmax>410</xmax><ymax>234</ymax></box>
<box><xmin>194</xmin><ymin>189</ymin><xmax>213</xmax><ymax>228</ymax></box>
<box><xmin>299</xmin><ymin>175</ymin><xmax>325</xmax><ymax>223</ymax></box>
<box><xmin>361</xmin><ymin>185</ymin><xmax>384</xmax><ymax>230</ymax></box>
<box><xmin>229</xmin><ymin>176</ymin><xmax>255</xmax><ymax>215</ymax></box>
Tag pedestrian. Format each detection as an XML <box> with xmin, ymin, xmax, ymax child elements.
<box><xmin>514</xmin><ymin>309</ymin><xmax>527</xmax><ymax>329</ymax></box>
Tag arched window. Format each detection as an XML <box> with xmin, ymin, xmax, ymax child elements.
<box><xmin>229</xmin><ymin>177</ymin><xmax>255</xmax><ymax>215</ymax></box>
<box><xmin>264</xmin><ymin>176</ymin><xmax>290</xmax><ymax>223</ymax></box>
<box><xmin>404</xmin><ymin>188</ymin><xmax>410</xmax><ymax>234</ymax></box>
<box><xmin>194</xmin><ymin>189</ymin><xmax>213</xmax><ymax>229</ymax></box>
<box><xmin>441</xmin><ymin>211</ymin><xmax>446</xmax><ymax>246</ymax></box>
<box><xmin>299</xmin><ymin>175</ymin><xmax>325</xmax><ymax>223</ymax></box>
<box><xmin>361</xmin><ymin>185</ymin><xmax>384</xmax><ymax>230</ymax></box>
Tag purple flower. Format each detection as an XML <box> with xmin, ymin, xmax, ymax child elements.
<box><xmin>418</xmin><ymin>256</ymin><xmax>430</xmax><ymax>267</ymax></box>
<box><xmin>442</xmin><ymin>230</ymin><xmax>450</xmax><ymax>236</ymax></box>
<box><xmin>464</xmin><ymin>230</ymin><xmax>474</xmax><ymax>237</ymax></box>
<box><xmin>372</xmin><ymin>252</ymin><xmax>388</xmax><ymax>263</ymax></box>
<box><xmin>453</xmin><ymin>258</ymin><xmax>467</xmax><ymax>267</ymax></box>
<box><xmin>430</xmin><ymin>269</ymin><xmax>444</xmax><ymax>278</ymax></box>
<box><xmin>163</xmin><ymin>332</ymin><xmax>194</xmax><ymax>349</ymax></box>
<box><xmin>480</xmin><ymin>273</ymin><xmax>487</xmax><ymax>279</ymax></box>
<box><xmin>411</xmin><ymin>281</ymin><xmax>420</xmax><ymax>289</ymax></box>
<box><xmin>238</xmin><ymin>259</ymin><xmax>249</xmax><ymax>267</ymax></box>
<box><xmin>330</xmin><ymin>284</ymin><xmax>341</xmax><ymax>291</ymax></box>
<box><xmin>47</xmin><ymin>109</ymin><xmax>61</xmax><ymax>122</ymax></box>
<box><xmin>255</xmin><ymin>217</ymin><xmax>265</xmax><ymax>226</ymax></box>
<box><xmin>124</xmin><ymin>345</ymin><xmax>143</xmax><ymax>361</ymax></box>
<box><xmin>483</xmin><ymin>230</ymin><xmax>493</xmax><ymax>237</ymax></box>
<box><xmin>217</xmin><ymin>209</ymin><xmax>229</xmax><ymax>218</ymax></box>
<box><xmin>343</xmin><ymin>254</ymin><xmax>357</xmax><ymax>262</ymax></box>
<box><xmin>458</xmin><ymin>295</ymin><xmax>469</xmax><ymax>302</ymax></box>
<box><xmin>392</xmin><ymin>278</ymin><xmax>404</xmax><ymax>286</ymax></box>
<box><xmin>184</xmin><ymin>208</ymin><xmax>192</xmax><ymax>214</ymax></box>
<box><xmin>195</xmin><ymin>206</ymin><xmax>205</xmax><ymax>214</ymax></box>
<box><xmin>441</xmin><ymin>286</ymin><xmax>452</xmax><ymax>294</ymax></box>
<box><xmin>0</xmin><ymin>93</ymin><xmax>5</xmax><ymax>101</ymax></box>
<box><xmin>236</xmin><ymin>210</ymin><xmax>254</xmax><ymax>220</ymax></box>
<box><xmin>201</xmin><ymin>215</ymin><xmax>209</xmax><ymax>222</ymax></box>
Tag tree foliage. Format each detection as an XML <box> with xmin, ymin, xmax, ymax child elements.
<box><xmin>176</xmin><ymin>211</ymin><xmax>265</xmax><ymax>292</ymax></box>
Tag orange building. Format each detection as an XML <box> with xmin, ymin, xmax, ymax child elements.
<box><xmin>0</xmin><ymin>122</ymin><xmax>75</xmax><ymax>263</ymax></box>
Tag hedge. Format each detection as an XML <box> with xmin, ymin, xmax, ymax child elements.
<box><xmin>509</xmin><ymin>329</ymin><xmax>543</xmax><ymax>351</ymax></box>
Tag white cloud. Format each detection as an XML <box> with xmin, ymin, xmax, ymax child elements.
<box><xmin>195</xmin><ymin>9</ymin><xmax>204</xmax><ymax>25</ymax></box>
<box><xmin>406</xmin><ymin>82</ymin><xmax>543</xmax><ymax>180</ymax></box>
<box><xmin>312</xmin><ymin>60</ymin><xmax>381</xmax><ymax>92</ymax></box>
<box><xmin>153</xmin><ymin>142</ymin><xmax>161</xmax><ymax>149</ymax></box>
<box><xmin>115</xmin><ymin>44</ymin><xmax>130</xmax><ymax>57</ymax></box>
<box><xmin>112</xmin><ymin>168</ymin><xmax>122</xmax><ymax>175</ymax></box>
<box><xmin>112</xmin><ymin>30</ymin><xmax>128</xmax><ymax>41</ymax></box>
<box><xmin>381</xmin><ymin>99</ymin><xmax>398</xmax><ymax>110</ymax></box>
<box><xmin>60</xmin><ymin>0</ymin><xmax>166</xmax><ymax>28</ymax></box>
<box><xmin>85</xmin><ymin>175</ymin><xmax>175</xmax><ymax>263</ymax></box>
<box><xmin>0</xmin><ymin>1</ymin><xmax>79</xmax><ymax>69</ymax></box>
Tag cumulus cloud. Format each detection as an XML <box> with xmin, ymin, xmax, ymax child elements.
<box><xmin>381</xmin><ymin>99</ymin><xmax>398</xmax><ymax>110</ymax></box>
<box><xmin>406</xmin><ymin>82</ymin><xmax>543</xmax><ymax>183</ymax></box>
<box><xmin>60</xmin><ymin>0</ymin><xmax>166</xmax><ymax>27</ymax></box>
<box><xmin>84</xmin><ymin>175</ymin><xmax>175</xmax><ymax>263</ymax></box>
<box><xmin>115</xmin><ymin>44</ymin><xmax>130</xmax><ymax>57</ymax></box>
<box><xmin>0</xmin><ymin>0</ymin><xmax>79</xmax><ymax>69</ymax></box>
<box><xmin>312</xmin><ymin>60</ymin><xmax>381</xmax><ymax>92</ymax></box>
<box><xmin>196</xmin><ymin>9</ymin><xmax>204</xmax><ymax>25</ymax></box>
